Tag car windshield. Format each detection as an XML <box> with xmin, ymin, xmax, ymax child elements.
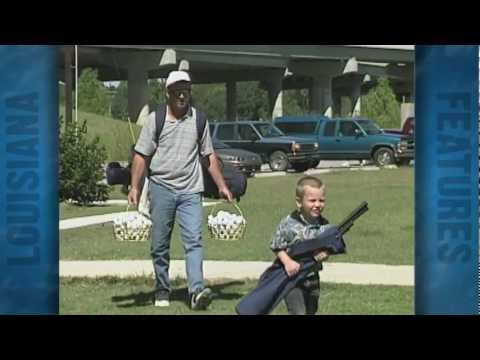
<box><xmin>213</xmin><ymin>140</ymin><xmax>231</xmax><ymax>149</ymax></box>
<box><xmin>356</xmin><ymin>120</ymin><xmax>383</xmax><ymax>135</ymax></box>
<box><xmin>253</xmin><ymin>123</ymin><xmax>284</xmax><ymax>138</ymax></box>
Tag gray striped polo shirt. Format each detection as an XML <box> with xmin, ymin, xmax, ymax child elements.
<box><xmin>134</xmin><ymin>106</ymin><xmax>214</xmax><ymax>194</ymax></box>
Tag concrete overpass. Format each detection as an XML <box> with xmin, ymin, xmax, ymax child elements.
<box><xmin>60</xmin><ymin>45</ymin><xmax>415</xmax><ymax>124</ymax></box>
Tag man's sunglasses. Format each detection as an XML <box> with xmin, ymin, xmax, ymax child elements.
<box><xmin>169</xmin><ymin>88</ymin><xmax>191</xmax><ymax>98</ymax></box>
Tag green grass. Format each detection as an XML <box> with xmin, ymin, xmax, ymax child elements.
<box><xmin>59</xmin><ymin>106</ymin><xmax>142</xmax><ymax>162</ymax></box>
<box><xmin>60</xmin><ymin>203</ymin><xmax>126</xmax><ymax>220</ymax></box>
<box><xmin>108</xmin><ymin>185</ymin><xmax>130</xmax><ymax>200</ymax></box>
<box><xmin>60</xmin><ymin>277</ymin><xmax>413</xmax><ymax>315</ymax></box>
<box><xmin>60</xmin><ymin>168</ymin><xmax>414</xmax><ymax>265</ymax></box>
<box><xmin>60</xmin><ymin>186</ymin><xmax>128</xmax><ymax>220</ymax></box>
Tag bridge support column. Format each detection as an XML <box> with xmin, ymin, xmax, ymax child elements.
<box><xmin>309</xmin><ymin>76</ymin><xmax>333</xmax><ymax>117</ymax></box>
<box><xmin>351</xmin><ymin>77</ymin><xmax>363</xmax><ymax>117</ymax></box>
<box><xmin>332</xmin><ymin>91</ymin><xmax>342</xmax><ymax>117</ymax></box>
<box><xmin>226</xmin><ymin>81</ymin><xmax>237</xmax><ymax>121</ymax></box>
<box><xmin>128</xmin><ymin>65</ymin><xmax>149</xmax><ymax>124</ymax></box>
<box><xmin>266</xmin><ymin>77</ymin><xmax>283</xmax><ymax>120</ymax></box>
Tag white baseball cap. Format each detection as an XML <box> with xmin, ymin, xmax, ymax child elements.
<box><xmin>166</xmin><ymin>71</ymin><xmax>191</xmax><ymax>88</ymax></box>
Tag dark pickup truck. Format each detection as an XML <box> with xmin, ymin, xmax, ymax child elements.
<box><xmin>209</xmin><ymin>121</ymin><xmax>321</xmax><ymax>172</ymax></box>
<box><xmin>274</xmin><ymin>116</ymin><xmax>414</xmax><ymax>167</ymax></box>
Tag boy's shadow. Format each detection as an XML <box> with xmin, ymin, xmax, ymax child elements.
<box><xmin>111</xmin><ymin>281</ymin><xmax>245</xmax><ymax>308</ymax></box>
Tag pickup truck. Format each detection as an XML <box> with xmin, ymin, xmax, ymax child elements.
<box><xmin>210</xmin><ymin>121</ymin><xmax>321</xmax><ymax>172</ymax></box>
<box><xmin>274</xmin><ymin>116</ymin><xmax>414</xmax><ymax>167</ymax></box>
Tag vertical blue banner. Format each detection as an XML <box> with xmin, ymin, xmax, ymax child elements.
<box><xmin>416</xmin><ymin>46</ymin><xmax>479</xmax><ymax>315</ymax></box>
<box><xmin>0</xmin><ymin>46</ymin><xmax>59</xmax><ymax>314</ymax></box>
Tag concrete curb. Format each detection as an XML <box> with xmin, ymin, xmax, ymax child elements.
<box><xmin>60</xmin><ymin>260</ymin><xmax>414</xmax><ymax>286</ymax></box>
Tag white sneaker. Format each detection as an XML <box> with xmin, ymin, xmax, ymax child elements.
<box><xmin>155</xmin><ymin>299</ymin><xmax>170</xmax><ymax>307</ymax></box>
<box><xmin>154</xmin><ymin>291</ymin><xmax>170</xmax><ymax>307</ymax></box>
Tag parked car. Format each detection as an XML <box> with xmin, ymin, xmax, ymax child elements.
<box><xmin>274</xmin><ymin>116</ymin><xmax>414</xmax><ymax>167</ymax></box>
<box><xmin>213</xmin><ymin>139</ymin><xmax>262</xmax><ymax>177</ymax></box>
<box><xmin>209</xmin><ymin>121</ymin><xmax>321</xmax><ymax>172</ymax></box>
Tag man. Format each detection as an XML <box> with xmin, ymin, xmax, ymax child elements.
<box><xmin>128</xmin><ymin>71</ymin><xmax>233</xmax><ymax>311</ymax></box>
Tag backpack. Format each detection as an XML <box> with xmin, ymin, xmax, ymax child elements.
<box><xmin>153</xmin><ymin>105</ymin><xmax>247</xmax><ymax>201</ymax></box>
<box><xmin>106</xmin><ymin>161</ymin><xmax>130</xmax><ymax>186</ymax></box>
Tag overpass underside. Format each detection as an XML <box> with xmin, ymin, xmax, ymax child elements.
<box><xmin>59</xmin><ymin>45</ymin><xmax>414</xmax><ymax>125</ymax></box>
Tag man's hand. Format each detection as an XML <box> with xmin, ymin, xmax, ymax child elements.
<box><xmin>128</xmin><ymin>187</ymin><xmax>140</xmax><ymax>206</ymax></box>
<box><xmin>314</xmin><ymin>251</ymin><xmax>329</xmax><ymax>263</ymax></box>
<box><xmin>219</xmin><ymin>186</ymin><xmax>233</xmax><ymax>202</ymax></box>
<box><xmin>207</xmin><ymin>153</ymin><xmax>234</xmax><ymax>202</ymax></box>
<box><xmin>129</xmin><ymin>153</ymin><xmax>148</xmax><ymax>207</ymax></box>
<box><xmin>284</xmin><ymin>259</ymin><xmax>301</xmax><ymax>278</ymax></box>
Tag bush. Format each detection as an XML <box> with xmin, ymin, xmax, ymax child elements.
<box><xmin>361</xmin><ymin>77</ymin><xmax>401</xmax><ymax>129</ymax></box>
<box><xmin>59</xmin><ymin>119</ymin><xmax>110</xmax><ymax>205</ymax></box>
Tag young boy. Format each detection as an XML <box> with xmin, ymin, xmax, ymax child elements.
<box><xmin>270</xmin><ymin>176</ymin><xmax>330</xmax><ymax>315</ymax></box>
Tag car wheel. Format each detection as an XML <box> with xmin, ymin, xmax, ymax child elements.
<box><xmin>269</xmin><ymin>151</ymin><xmax>289</xmax><ymax>172</ymax></box>
<box><xmin>292</xmin><ymin>162</ymin><xmax>311</xmax><ymax>173</ymax></box>
<box><xmin>310</xmin><ymin>160</ymin><xmax>320</xmax><ymax>169</ymax></box>
<box><xmin>373</xmin><ymin>147</ymin><xmax>395</xmax><ymax>167</ymax></box>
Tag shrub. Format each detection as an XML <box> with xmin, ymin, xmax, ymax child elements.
<box><xmin>59</xmin><ymin>119</ymin><xmax>110</xmax><ymax>205</ymax></box>
<box><xmin>361</xmin><ymin>77</ymin><xmax>401</xmax><ymax>129</ymax></box>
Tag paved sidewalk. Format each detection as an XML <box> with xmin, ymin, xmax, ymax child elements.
<box><xmin>60</xmin><ymin>260</ymin><xmax>414</xmax><ymax>286</ymax></box>
<box><xmin>60</xmin><ymin>201</ymin><xmax>220</xmax><ymax>230</ymax></box>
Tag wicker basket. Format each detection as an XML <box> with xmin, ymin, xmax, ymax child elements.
<box><xmin>207</xmin><ymin>201</ymin><xmax>246</xmax><ymax>241</ymax></box>
<box><xmin>113</xmin><ymin>206</ymin><xmax>152</xmax><ymax>243</ymax></box>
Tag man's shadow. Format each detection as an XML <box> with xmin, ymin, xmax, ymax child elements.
<box><xmin>111</xmin><ymin>280</ymin><xmax>245</xmax><ymax>308</ymax></box>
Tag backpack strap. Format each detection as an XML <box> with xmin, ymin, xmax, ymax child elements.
<box><xmin>154</xmin><ymin>104</ymin><xmax>167</xmax><ymax>145</ymax></box>
<box><xmin>154</xmin><ymin>105</ymin><xmax>207</xmax><ymax>145</ymax></box>
<box><xmin>195</xmin><ymin>109</ymin><xmax>207</xmax><ymax>146</ymax></box>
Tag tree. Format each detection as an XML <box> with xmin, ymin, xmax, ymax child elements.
<box><xmin>149</xmin><ymin>79</ymin><xmax>167</xmax><ymax>109</ymax></box>
<box><xmin>110</xmin><ymin>81</ymin><xmax>129</xmax><ymax>120</ymax></box>
<box><xmin>109</xmin><ymin>79</ymin><xmax>165</xmax><ymax>121</ymax></box>
<box><xmin>107</xmin><ymin>79</ymin><xmax>311</xmax><ymax>123</ymax></box>
<box><xmin>77</xmin><ymin>68</ymin><xmax>111</xmax><ymax>116</ymax></box>
<box><xmin>192</xmin><ymin>84</ymin><xmax>226</xmax><ymax>121</ymax></box>
<box><xmin>236</xmin><ymin>82</ymin><xmax>269</xmax><ymax>120</ymax></box>
<box><xmin>361</xmin><ymin>77</ymin><xmax>401</xmax><ymax>129</ymax></box>
<box><xmin>283</xmin><ymin>89</ymin><xmax>310</xmax><ymax>116</ymax></box>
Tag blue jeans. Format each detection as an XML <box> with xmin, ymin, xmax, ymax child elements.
<box><xmin>149</xmin><ymin>181</ymin><xmax>205</xmax><ymax>295</ymax></box>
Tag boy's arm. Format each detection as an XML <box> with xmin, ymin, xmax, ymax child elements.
<box><xmin>276</xmin><ymin>250</ymin><xmax>301</xmax><ymax>277</ymax></box>
<box><xmin>271</xmin><ymin>217</ymin><xmax>301</xmax><ymax>277</ymax></box>
<box><xmin>270</xmin><ymin>217</ymin><xmax>294</xmax><ymax>253</ymax></box>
